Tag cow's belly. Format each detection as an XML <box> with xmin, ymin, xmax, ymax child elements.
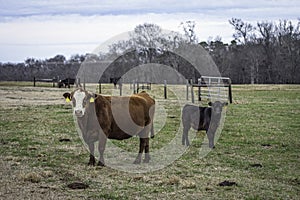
<box><xmin>108</xmin><ymin>132</ymin><xmax>132</xmax><ymax>140</ymax></box>
<box><xmin>191</xmin><ymin>121</ymin><xmax>206</xmax><ymax>131</ymax></box>
<box><xmin>107</xmin><ymin>122</ymin><xmax>144</xmax><ymax>140</ymax></box>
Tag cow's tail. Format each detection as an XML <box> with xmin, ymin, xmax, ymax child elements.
<box><xmin>150</xmin><ymin>122</ymin><xmax>154</xmax><ymax>138</ymax></box>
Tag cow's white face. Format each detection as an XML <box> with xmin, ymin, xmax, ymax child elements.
<box><xmin>72</xmin><ymin>90</ymin><xmax>87</xmax><ymax>117</ymax></box>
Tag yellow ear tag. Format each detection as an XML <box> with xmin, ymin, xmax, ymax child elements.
<box><xmin>89</xmin><ymin>97</ymin><xmax>94</xmax><ymax>103</ymax></box>
<box><xmin>66</xmin><ymin>97</ymin><xmax>71</xmax><ymax>103</ymax></box>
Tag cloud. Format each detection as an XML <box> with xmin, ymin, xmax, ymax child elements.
<box><xmin>1</xmin><ymin>0</ymin><xmax>300</xmax><ymax>18</ymax></box>
<box><xmin>0</xmin><ymin>0</ymin><xmax>299</xmax><ymax>62</ymax></box>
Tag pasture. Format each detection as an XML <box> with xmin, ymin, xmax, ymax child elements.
<box><xmin>0</xmin><ymin>83</ymin><xmax>299</xmax><ymax>199</ymax></box>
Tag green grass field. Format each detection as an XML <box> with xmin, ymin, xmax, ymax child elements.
<box><xmin>0</xmin><ymin>84</ymin><xmax>299</xmax><ymax>199</ymax></box>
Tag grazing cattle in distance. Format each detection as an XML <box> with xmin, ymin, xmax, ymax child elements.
<box><xmin>58</xmin><ymin>78</ymin><xmax>75</xmax><ymax>88</ymax></box>
<box><xmin>181</xmin><ymin>101</ymin><xmax>228</xmax><ymax>148</ymax></box>
<box><xmin>110</xmin><ymin>77</ymin><xmax>121</xmax><ymax>89</ymax></box>
<box><xmin>63</xmin><ymin>88</ymin><xmax>155</xmax><ymax>166</ymax></box>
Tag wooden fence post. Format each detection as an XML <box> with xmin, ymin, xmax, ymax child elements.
<box><xmin>186</xmin><ymin>79</ymin><xmax>189</xmax><ymax>100</ymax></box>
<box><xmin>228</xmin><ymin>79</ymin><xmax>233</xmax><ymax>104</ymax></box>
<box><xmin>133</xmin><ymin>80</ymin><xmax>136</xmax><ymax>94</ymax></box>
<box><xmin>164</xmin><ymin>80</ymin><xmax>167</xmax><ymax>99</ymax></box>
<box><xmin>198</xmin><ymin>78</ymin><xmax>201</xmax><ymax>101</ymax></box>
<box><xmin>190</xmin><ymin>79</ymin><xmax>194</xmax><ymax>103</ymax></box>
<box><xmin>33</xmin><ymin>77</ymin><xmax>36</xmax><ymax>87</ymax></box>
<box><xmin>98</xmin><ymin>82</ymin><xmax>101</xmax><ymax>94</ymax></box>
<box><xmin>137</xmin><ymin>82</ymin><xmax>140</xmax><ymax>93</ymax></box>
<box><xmin>119</xmin><ymin>79</ymin><xmax>122</xmax><ymax>96</ymax></box>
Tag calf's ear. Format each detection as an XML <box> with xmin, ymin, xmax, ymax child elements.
<box><xmin>63</xmin><ymin>93</ymin><xmax>71</xmax><ymax>102</ymax></box>
<box><xmin>208</xmin><ymin>102</ymin><xmax>212</xmax><ymax>106</ymax></box>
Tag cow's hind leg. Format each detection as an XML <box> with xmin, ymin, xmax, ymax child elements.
<box><xmin>87</xmin><ymin>143</ymin><xmax>96</xmax><ymax>166</ymax></box>
<box><xmin>134</xmin><ymin>137</ymin><xmax>146</xmax><ymax>164</ymax></box>
<box><xmin>144</xmin><ymin>138</ymin><xmax>150</xmax><ymax>163</ymax></box>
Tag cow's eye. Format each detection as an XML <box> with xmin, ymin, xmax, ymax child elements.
<box><xmin>82</xmin><ymin>99</ymin><xmax>87</xmax><ymax>107</ymax></box>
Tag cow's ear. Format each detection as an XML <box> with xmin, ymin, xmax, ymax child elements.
<box><xmin>87</xmin><ymin>93</ymin><xmax>96</xmax><ymax>103</ymax></box>
<box><xmin>89</xmin><ymin>97</ymin><xmax>95</xmax><ymax>103</ymax></box>
<box><xmin>208</xmin><ymin>102</ymin><xmax>212</xmax><ymax>106</ymax></box>
<box><xmin>63</xmin><ymin>93</ymin><xmax>71</xmax><ymax>102</ymax></box>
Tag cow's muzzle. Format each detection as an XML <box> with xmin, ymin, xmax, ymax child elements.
<box><xmin>74</xmin><ymin>110</ymin><xmax>84</xmax><ymax>117</ymax></box>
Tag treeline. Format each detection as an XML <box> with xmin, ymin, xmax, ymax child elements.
<box><xmin>207</xmin><ymin>18</ymin><xmax>300</xmax><ymax>84</ymax></box>
<box><xmin>0</xmin><ymin>54</ymin><xmax>83</xmax><ymax>81</ymax></box>
<box><xmin>0</xmin><ymin>19</ymin><xmax>299</xmax><ymax>84</ymax></box>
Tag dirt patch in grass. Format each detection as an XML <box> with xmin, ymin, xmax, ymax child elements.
<box><xmin>0</xmin><ymin>86</ymin><xmax>71</xmax><ymax>109</ymax></box>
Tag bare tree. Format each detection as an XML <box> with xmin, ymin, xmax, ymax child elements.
<box><xmin>275</xmin><ymin>19</ymin><xmax>300</xmax><ymax>83</ymax></box>
<box><xmin>180</xmin><ymin>21</ymin><xmax>198</xmax><ymax>44</ymax></box>
<box><xmin>229</xmin><ymin>18</ymin><xmax>259</xmax><ymax>83</ymax></box>
<box><xmin>229</xmin><ymin>18</ymin><xmax>254</xmax><ymax>44</ymax></box>
<box><xmin>257</xmin><ymin>21</ymin><xmax>277</xmax><ymax>83</ymax></box>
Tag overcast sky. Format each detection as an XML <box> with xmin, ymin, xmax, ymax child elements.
<box><xmin>0</xmin><ymin>0</ymin><xmax>299</xmax><ymax>62</ymax></box>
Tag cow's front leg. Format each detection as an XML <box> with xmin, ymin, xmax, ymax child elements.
<box><xmin>134</xmin><ymin>138</ymin><xmax>146</xmax><ymax>164</ymax></box>
<box><xmin>87</xmin><ymin>143</ymin><xmax>96</xmax><ymax>166</ymax></box>
<box><xmin>97</xmin><ymin>133</ymin><xmax>107</xmax><ymax>167</ymax></box>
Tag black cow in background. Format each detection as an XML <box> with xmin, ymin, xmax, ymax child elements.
<box><xmin>58</xmin><ymin>78</ymin><xmax>75</xmax><ymax>88</ymax></box>
<box><xmin>182</xmin><ymin>101</ymin><xmax>228</xmax><ymax>148</ymax></box>
<box><xmin>110</xmin><ymin>77</ymin><xmax>121</xmax><ymax>89</ymax></box>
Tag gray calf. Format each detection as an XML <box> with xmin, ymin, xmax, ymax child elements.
<box><xmin>182</xmin><ymin>101</ymin><xmax>227</xmax><ymax>148</ymax></box>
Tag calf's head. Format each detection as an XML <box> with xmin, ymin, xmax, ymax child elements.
<box><xmin>63</xmin><ymin>89</ymin><xmax>96</xmax><ymax>117</ymax></box>
<box><xmin>208</xmin><ymin>101</ymin><xmax>228</xmax><ymax>114</ymax></box>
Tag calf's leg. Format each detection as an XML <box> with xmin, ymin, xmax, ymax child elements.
<box><xmin>182</xmin><ymin>125</ymin><xmax>191</xmax><ymax>146</ymax></box>
<box><xmin>206</xmin><ymin>129</ymin><xmax>215</xmax><ymax>149</ymax></box>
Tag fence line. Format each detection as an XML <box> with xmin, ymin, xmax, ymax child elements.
<box><xmin>189</xmin><ymin>76</ymin><xmax>232</xmax><ymax>103</ymax></box>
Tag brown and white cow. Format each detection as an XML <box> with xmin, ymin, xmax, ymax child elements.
<box><xmin>63</xmin><ymin>88</ymin><xmax>155</xmax><ymax>166</ymax></box>
<box><xmin>181</xmin><ymin>101</ymin><xmax>227</xmax><ymax>148</ymax></box>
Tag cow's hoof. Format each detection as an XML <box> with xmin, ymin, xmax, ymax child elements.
<box><xmin>88</xmin><ymin>161</ymin><xmax>95</xmax><ymax>166</ymax></box>
<box><xmin>133</xmin><ymin>159</ymin><xmax>141</xmax><ymax>164</ymax></box>
<box><xmin>144</xmin><ymin>154</ymin><xmax>150</xmax><ymax>163</ymax></box>
<box><xmin>97</xmin><ymin>161</ymin><xmax>105</xmax><ymax>167</ymax></box>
